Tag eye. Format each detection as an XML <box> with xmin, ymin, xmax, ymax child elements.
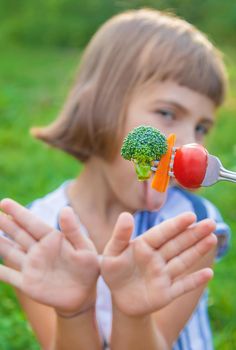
<box><xmin>155</xmin><ymin>109</ymin><xmax>175</xmax><ymax>121</ymax></box>
<box><xmin>195</xmin><ymin>124</ymin><xmax>210</xmax><ymax>136</ymax></box>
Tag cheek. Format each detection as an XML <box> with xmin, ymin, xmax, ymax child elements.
<box><xmin>104</xmin><ymin>159</ymin><xmax>134</xmax><ymax>199</ymax></box>
<box><xmin>107</xmin><ymin>162</ymin><xmax>167</xmax><ymax>211</ymax></box>
<box><xmin>109</xmin><ymin>159</ymin><xmax>138</xmax><ymax>193</ymax></box>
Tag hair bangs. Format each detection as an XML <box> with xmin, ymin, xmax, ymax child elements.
<box><xmin>135</xmin><ymin>25</ymin><xmax>226</xmax><ymax>106</ymax></box>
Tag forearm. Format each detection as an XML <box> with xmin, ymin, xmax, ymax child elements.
<box><xmin>52</xmin><ymin>307</ymin><xmax>102</xmax><ymax>350</ymax></box>
<box><xmin>110</xmin><ymin>304</ymin><xmax>169</xmax><ymax>350</ymax></box>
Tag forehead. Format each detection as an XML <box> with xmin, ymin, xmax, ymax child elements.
<box><xmin>130</xmin><ymin>80</ymin><xmax>216</xmax><ymax>120</ymax></box>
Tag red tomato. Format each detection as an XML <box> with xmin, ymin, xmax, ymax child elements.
<box><xmin>173</xmin><ymin>144</ymin><xmax>208</xmax><ymax>189</ymax></box>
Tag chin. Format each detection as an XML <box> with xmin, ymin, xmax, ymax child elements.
<box><xmin>140</xmin><ymin>193</ymin><xmax>167</xmax><ymax>212</ymax></box>
<box><xmin>131</xmin><ymin>182</ymin><xmax>165</xmax><ymax>212</ymax></box>
<box><xmin>145</xmin><ymin>200</ymin><xmax>165</xmax><ymax>212</ymax></box>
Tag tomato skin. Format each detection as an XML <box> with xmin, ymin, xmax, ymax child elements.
<box><xmin>173</xmin><ymin>144</ymin><xmax>208</xmax><ymax>189</ymax></box>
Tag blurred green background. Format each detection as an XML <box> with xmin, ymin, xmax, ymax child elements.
<box><xmin>0</xmin><ymin>0</ymin><xmax>236</xmax><ymax>349</ymax></box>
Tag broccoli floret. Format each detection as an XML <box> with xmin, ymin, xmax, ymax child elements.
<box><xmin>121</xmin><ymin>125</ymin><xmax>168</xmax><ymax>180</ymax></box>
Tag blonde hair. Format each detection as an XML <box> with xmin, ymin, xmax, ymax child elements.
<box><xmin>32</xmin><ymin>8</ymin><xmax>227</xmax><ymax>162</ymax></box>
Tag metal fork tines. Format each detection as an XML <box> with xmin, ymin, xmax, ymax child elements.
<box><xmin>151</xmin><ymin>160</ymin><xmax>159</xmax><ymax>172</ymax></box>
<box><xmin>201</xmin><ymin>154</ymin><xmax>236</xmax><ymax>187</ymax></box>
<box><xmin>151</xmin><ymin>151</ymin><xmax>176</xmax><ymax>175</ymax></box>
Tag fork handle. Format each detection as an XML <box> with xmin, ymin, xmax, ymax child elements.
<box><xmin>219</xmin><ymin>169</ymin><xmax>236</xmax><ymax>183</ymax></box>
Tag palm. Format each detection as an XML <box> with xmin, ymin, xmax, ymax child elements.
<box><xmin>21</xmin><ymin>232</ymin><xmax>99</xmax><ymax>313</ymax></box>
<box><xmin>102</xmin><ymin>238</ymin><xmax>172</xmax><ymax>315</ymax></box>
<box><xmin>102</xmin><ymin>212</ymin><xmax>216</xmax><ymax>316</ymax></box>
<box><xmin>0</xmin><ymin>200</ymin><xmax>100</xmax><ymax>315</ymax></box>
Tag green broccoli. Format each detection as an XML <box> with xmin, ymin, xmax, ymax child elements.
<box><xmin>121</xmin><ymin>125</ymin><xmax>168</xmax><ymax>180</ymax></box>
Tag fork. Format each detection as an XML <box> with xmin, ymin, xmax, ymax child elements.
<box><xmin>151</xmin><ymin>152</ymin><xmax>236</xmax><ymax>187</ymax></box>
<box><xmin>201</xmin><ymin>154</ymin><xmax>236</xmax><ymax>186</ymax></box>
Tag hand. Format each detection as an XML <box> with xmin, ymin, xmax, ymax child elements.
<box><xmin>0</xmin><ymin>199</ymin><xmax>100</xmax><ymax>316</ymax></box>
<box><xmin>101</xmin><ymin>212</ymin><xmax>217</xmax><ymax>316</ymax></box>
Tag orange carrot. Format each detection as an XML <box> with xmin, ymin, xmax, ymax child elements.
<box><xmin>151</xmin><ymin>133</ymin><xmax>176</xmax><ymax>192</ymax></box>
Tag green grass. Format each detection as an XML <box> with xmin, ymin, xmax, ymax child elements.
<box><xmin>0</xmin><ymin>46</ymin><xmax>236</xmax><ymax>349</ymax></box>
<box><xmin>0</xmin><ymin>46</ymin><xmax>81</xmax><ymax>203</ymax></box>
<box><xmin>0</xmin><ymin>47</ymin><xmax>81</xmax><ymax>349</ymax></box>
<box><xmin>199</xmin><ymin>47</ymin><xmax>236</xmax><ymax>349</ymax></box>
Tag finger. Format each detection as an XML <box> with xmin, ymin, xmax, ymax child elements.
<box><xmin>0</xmin><ymin>212</ymin><xmax>36</xmax><ymax>251</ymax></box>
<box><xmin>166</xmin><ymin>233</ymin><xmax>217</xmax><ymax>279</ymax></box>
<box><xmin>0</xmin><ymin>199</ymin><xmax>54</xmax><ymax>240</ymax></box>
<box><xmin>0</xmin><ymin>264</ymin><xmax>22</xmax><ymax>289</ymax></box>
<box><xmin>103</xmin><ymin>212</ymin><xmax>134</xmax><ymax>256</ymax></box>
<box><xmin>170</xmin><ymin>268</ymin><xmax>213</xmax><ymax>300</ymax></box>
<box><xmin>160</xmin><ymin>218</ymin><xmax>216</xmax><ymax>262</ymax></box>
<box><xmin>142</xmin><ymin>212</ymin><xmax>196</xmax><ymax>249</ymax></box>
<box><xmin>0</xmin><ymin>236</ymin><xmax>25</xmax><ymax>268</ymax></box>
<box><xmin>59</xmin><ymin>207</ymin><xmax>89</xmax><ymax>250</ymax></box>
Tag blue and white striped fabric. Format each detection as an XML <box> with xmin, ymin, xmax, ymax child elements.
<box><xmin>133</xmin><ymin>186</ymin><xmax>230</xmax><ymax>350</ymax></box>
<box><xmin>14</xmin><ymin>182</ymin><xmax>231</xmax><ymax>349</ymax></box>
<box><xmin>172</xmin><ymin>290</ymin><xmax>212</xmax><ymax>350</ymax></box>
<box><xmin>134</xmin><ymin>186</ymin><xmax>230</xmax><ymax>260</ymax></box>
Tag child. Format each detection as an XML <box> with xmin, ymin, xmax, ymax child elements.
<box><xmin>0</xmin><ymin>8</ymin><xmax>230</xmax><ymax>350</ymax></box>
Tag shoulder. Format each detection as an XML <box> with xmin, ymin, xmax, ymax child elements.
<box><xmin>135</xmin><ymin>186</ymin><xmax>231</xmax><ymax>259</ymax></box>
<box><xmin>134</xmin><ymin>186</ymin><xmax>218</xmax><ymax>232</ymax></box>
<box><xmin>170</xmin><ymin>187</ymin><xmax>219</xmax><ymax>221</ymax></box>
<box><xmin>27</xmin><ymin>181</ymin><xmax>70</xmax><ymax>227</ymax></box>
<box><xmin>165</xmin><ymin>186</ymin><xmax>231</xmax><ymax>259</ymax></box>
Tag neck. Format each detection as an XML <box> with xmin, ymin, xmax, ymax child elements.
<box><xmin>67</xmin><ymin>158</ymin><xmax>131</xmax><ymax>252</ymax></box>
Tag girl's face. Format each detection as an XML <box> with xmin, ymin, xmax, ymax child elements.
<box><xmin>100</xmin><ymin>81</ymin><xmax>216</xmax><ymax>213</ymax></box>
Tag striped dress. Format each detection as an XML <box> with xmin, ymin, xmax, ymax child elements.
<box><xmin>22</xmin><ymin>182</ymin><xmax>231</xmax><ymax>349</ymax></box>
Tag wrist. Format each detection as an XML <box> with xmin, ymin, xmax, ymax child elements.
<box><xmin>112</xmin><ymin>303</ymin><xmax>169</xmax><ymax>350</ymax></box>
<box><xmin>55</xmin><ymin>304</ymin><xmax>96</xmax><ymax>319</ymax></box>
<box><xmin>112</xmin><ymin>299</ymin><xmax>150</xmax><ymax>322</ymax></box>
<box><xmin>111</xmin><ymin>293</ymin><xmax>152</xmax><ymax>319</ymax></box>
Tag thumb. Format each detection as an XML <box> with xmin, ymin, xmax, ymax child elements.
<box><xmin>59</xmin><ymin>207</ymin><xmax>90</xmax><ymax>250</ymax></box>
<box><xmin>104</xmin><ymin>212</ymin><xmax>134</xmax><ymax>256</ymax></box>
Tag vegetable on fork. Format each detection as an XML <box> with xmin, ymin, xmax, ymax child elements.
<box><xmin>172</xmin><ymin>144</ymin><xmax>236</xmax><ymax>188</ymax></box>
<box><xmin>121</xmin><ymin>125</ymin><xmax>236</xmax><ymax>192</ymax></box>
<box><xmin>121</xmin><ymin>125</ymin><xmax>168</xmax><ymax>180</ymax></box>
<box><xmin>153</xmin><ymin>143</ymin><xmax>236</xmax><ymax>190</ymax></box>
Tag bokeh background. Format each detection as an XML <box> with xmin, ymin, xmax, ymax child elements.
<box><xmin>0</xmin><ymin>0</ymin><xmax>236</xmax><ymax>349</ymax></box>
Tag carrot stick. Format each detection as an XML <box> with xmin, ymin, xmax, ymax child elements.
<box><xmin>151</xmin><ymin>133</ymin><xmax>176</xmax><ymax>192</ymax></box>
